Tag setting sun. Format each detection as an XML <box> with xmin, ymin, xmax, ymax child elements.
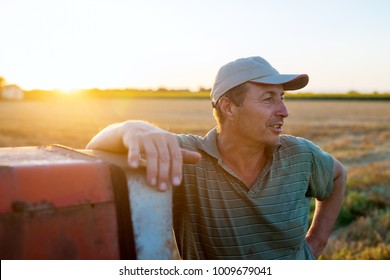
<box><xmin>57</xmin><ymin>89</ymin><xmax>83</xmax><ymax>95</ymax></box>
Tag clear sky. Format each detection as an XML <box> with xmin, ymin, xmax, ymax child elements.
<box><xmin>1</xmin><ymin>0</ymin><xmax>389</xmax><ymax>92</ymax></box>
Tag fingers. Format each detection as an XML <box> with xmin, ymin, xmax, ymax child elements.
<box><xmin>127</xmin><ymin>131</ymin><xmax>201</xmax><ymax>192</ymax></box>
<box><xmin>182</xmin><ymin>149</ymin><xmax>202</xmax><ymax>164</ymax></box>
<box><xmin>169</xmin><ymin>142</ymin><xmax>184</xmax><ymax>188</ymax></box>
<box><xmin>127</xmin><ymin>133</ymin><xmax>142</xmax><ymax>168</ymax></box>
<box><xmin>142</xmin><ymin>137</ymin><xmax>158</xmax><ymax>187</ymax></box>
<box><xmin>155</xmin><ymin>137</ymin><xmax>172</xmax><ymax>191</ymax></box>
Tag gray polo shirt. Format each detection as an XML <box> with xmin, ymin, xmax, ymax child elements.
<box><xmin>173</xmin><ymin>128</ymin><xmax>334</xmax><ymax>260</ymax></box>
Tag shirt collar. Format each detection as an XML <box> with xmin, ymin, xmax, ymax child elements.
<box><xmin>198</xmin><ymin>127</ymin><xmax>221</xmax><ymax>160</ymax></box>
<box><xmin>198</xmin><ymin>127</ymin><xmax>281</xmax><ymax>161</ymax></box>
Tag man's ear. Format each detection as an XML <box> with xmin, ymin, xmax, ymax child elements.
<box><xmin>218</xmin><ymin>96</ymin><xmax>236</xmax><ymax>119</ymax></box>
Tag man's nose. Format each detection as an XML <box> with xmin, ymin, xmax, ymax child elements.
<box><xmin>276</xmin><ymin>101</ymin><xmax>289</xmax><ymax>118</ymax></box>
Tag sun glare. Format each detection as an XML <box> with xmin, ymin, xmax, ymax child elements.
<box><xmin>57</xmin><ymin>89</ymin><xmax>82</xmax><ymax>95</ymax></box>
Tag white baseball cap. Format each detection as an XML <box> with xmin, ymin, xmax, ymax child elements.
<box><xmin>210</xmin><ymin>56</ymin><xmax>309</xmax><ymax>105</ymax></box>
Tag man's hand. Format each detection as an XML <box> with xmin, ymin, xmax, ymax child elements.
<box><xmin>87</xmin><ymin>121</ymin><xmax>201</xmax><ymax>191</ymax></box>
<box><xmin>120</xmin><ymin>121</ymin><xmax>201</xmax><ymax>191</ymax></box>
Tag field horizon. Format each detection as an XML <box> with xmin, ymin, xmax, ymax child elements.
<box><xmin>2</xmin><ymin>87</ymin><xmax>390</xmax><ymax>102</ymax></box>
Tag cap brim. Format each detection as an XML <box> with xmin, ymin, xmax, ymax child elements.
<box><xmin>250</xmin><ymin>74</ymin><xmax>309</xmax><ymax>91</ymax></box>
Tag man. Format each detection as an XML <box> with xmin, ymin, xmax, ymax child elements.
<box><xmin>87</xmin><ymin>56</ymin><xmax>346</xmax><ymax>259</ymax></box>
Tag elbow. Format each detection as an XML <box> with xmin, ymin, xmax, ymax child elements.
<box><xmin>336</xmin><ymin>166</ymin><xmax>347</xmax><ymax>199</ymax></box>
<box><xmin>339</xmin><ymin>162</ymin><xmax>347</xmax><ymax>187</ymax></box>
<box><xmin>85</xmin><ymin>140</ymin><xmax>94</xmax><ymax>150</ymax></box>
<box><xmin>333</xmin><ymin>158</ymin><xmax>347</xmax><ymax>194</ymax></box>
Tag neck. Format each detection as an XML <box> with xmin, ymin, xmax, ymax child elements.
<box><xmin>217</xmin><ymin>131</ymin><xmax>267</xmax><ymax>188</ymax></box>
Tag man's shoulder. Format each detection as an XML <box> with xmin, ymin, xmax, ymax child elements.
<box><xmin>278</xmin><ymin>135</ymin><xmax>317</xmax><ymax>153</ymax></box>
<box><xmin>176</xmin><ymin>133</ymin><xmax>203</xmax><ymax>149</ymax></box>
<box><xmin>279</xmin><ymin>134</ymin><xmax>312</xmax><ymax>146</ymax></box>
<box><xmin>278</xmin><ymin>135</ymin><xmax>330</xmax><ymax>160</ymax></box>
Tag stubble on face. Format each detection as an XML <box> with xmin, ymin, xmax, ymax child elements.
<box><xmin>231</xmin><ymin>83</ymin><xmax>288</xmax><ymax>148</ymax></box>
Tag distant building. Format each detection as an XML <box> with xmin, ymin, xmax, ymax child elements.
<box><xmin>1</xmin><ymin>85</ymin><xmax>24</xmax><ymax>100</ymax></box>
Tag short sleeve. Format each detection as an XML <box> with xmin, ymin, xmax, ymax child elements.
<box><xmin>306</xmin><ymin>141</ymin><xmax>334</xmax><ymax>200</ymax></box>
<box><xmin>175</xmin><ymin>134</ymin><xmax>200</xmax><ymax>152</ymax></box>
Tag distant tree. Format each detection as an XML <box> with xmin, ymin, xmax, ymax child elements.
<box><xmin>347</xmin><ymin>90</ymin><xmax>360</xmax><ymax>95</ymax></box>
<box><xmin>198</xmin><ymin>87</ymin><xmax>211</xmax><ymax>92</ymax></box>
<box><xmin>157</xmin><ymin>87</ymin><xmax>168</xmax><ymax>92</ymax></box>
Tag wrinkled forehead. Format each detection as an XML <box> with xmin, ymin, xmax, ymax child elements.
<box><xmin>245</xmin><ymin>82</ymin><xmax>284</xmax><ymax>96</ymax></box>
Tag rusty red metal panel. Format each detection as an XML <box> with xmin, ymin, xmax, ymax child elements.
<box><xmin>0</xmin><ymin>145</ymin><xmax>126</xmax><ymax>259</ymax></box>
<box><xmin>0</xmin><ymin>203</ymin><xmax>119</xmax><ymax>259</ymax></box>
<box><xmin>0</xmin><ymin>163</ymin><xmax>114</xmax><ymax>212</ymax></box>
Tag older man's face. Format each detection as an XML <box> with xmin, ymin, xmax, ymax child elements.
<box><xmin>230</xmin><ymin>83</ymin><xmax>289</xmax><ymax>147</ymax></box>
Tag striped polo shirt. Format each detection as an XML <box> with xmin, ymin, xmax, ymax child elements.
<box><xmin>173</xmin><ymin>128</ymin><xmax>334</xmax><ymax>260</ymax></box>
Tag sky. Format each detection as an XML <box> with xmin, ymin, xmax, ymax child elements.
<box><xmin>0</xmin><ymin>0</ymin><xmax>389</xmax><ymax>93</ymax></box>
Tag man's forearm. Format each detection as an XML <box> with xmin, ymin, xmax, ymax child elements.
<box><xmin>86</xmin><ymin>122</ymin><xmax>128</xmax><ymax>153</ymax></box>
<box><xmin>306</xmin><ymin>159</ymin><xmax>347</xmax><ymax>257</ymax></box>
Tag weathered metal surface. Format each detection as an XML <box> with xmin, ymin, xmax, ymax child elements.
<box><xmin>0</xmin><ymin>146</ymin><xmax>114</xmax><ymax>213</ymax></box>
<box><xmin>0</xmin><ymin>146</ymin><xmax>120</xmax><ymax>259</ymax></box>
<box><xmin>86</xmin><ymin>150</ymin><xmax>178</xmax><ymax>260</ymax></box>
<box><xmin>0</xmin><ymin>145</ymin><xmax>177</xmax><ymax>260</ymax></box>
<box><xmin>0</xmin><ymin>203</ymin><xmax>119</xmax><ymax>259</ymax></box>
<box><xmin>127</xmin><ymin>171</ymin><xmax>175</xmax><ymax>260</ymax></box>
